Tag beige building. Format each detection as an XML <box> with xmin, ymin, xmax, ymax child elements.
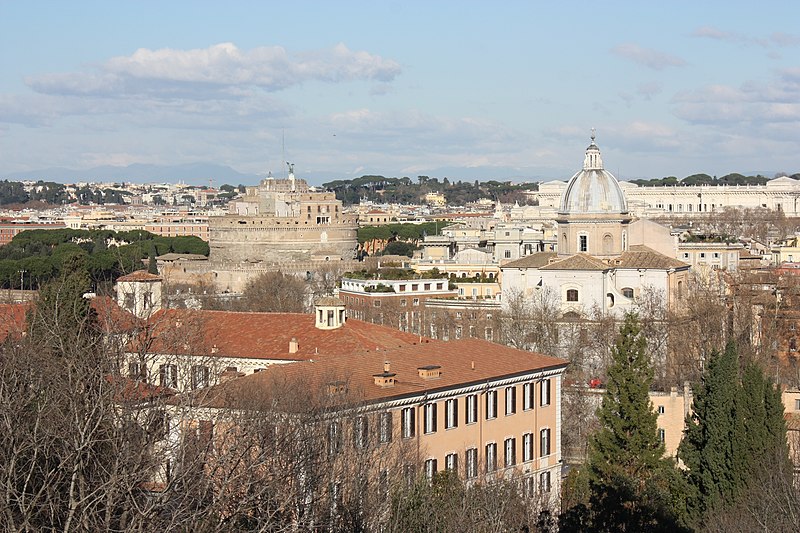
<box><xmin>208</xmin><ymin>168</ymin><xmax>358</xmax><ymax>262</ymax></box>
<box><xmin>169</xmin><ymin>326</ymin><xmax>568</xmax><ymax>505</ymax></box>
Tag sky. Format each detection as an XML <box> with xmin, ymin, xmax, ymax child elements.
<box><xmin>1</xmin><ymin>1</ymin><xmax>799</xmax><ymax>184</ymax></box>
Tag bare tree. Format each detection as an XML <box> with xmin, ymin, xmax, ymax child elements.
<box><xmin>234</xmin><ymin>271</ymin><xmax>309</xmax><ymax>313</ymax></box>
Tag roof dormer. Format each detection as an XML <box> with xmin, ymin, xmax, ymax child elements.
<box><xmin>314</xmin><ymin>296</ymin><xmax>346</xmax><ymax>330</ymax></box>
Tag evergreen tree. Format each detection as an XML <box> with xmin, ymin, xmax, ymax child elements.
<box><xmin>147</xmin><ymin>243</ymin><xmax>159</xmax><ymax>275</ymax></box>
<box><xmin>679</xmin><ymin>343</ymin><xmax>789</xmax><ymax>525</ymax></box>
<box><xmin>678</xmin><ymin>340</ymin><xmax>739</xmax><ymax>521</ymax></box>
<box><xmin>579</xmin><ymin>313</ymin><xmax>684</xmax><ymax>531</ymax></box>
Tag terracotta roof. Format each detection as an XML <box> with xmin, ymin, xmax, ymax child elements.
<box><xmin>135</xmin><ymin>309</ymin><xmax>429</xmax><ymax>361</ymax></box>
<box><xmin>315</xmin><ymin>296</ymin><xmax>344</xmax><ymax>307</ymax></box>
<box><xmin>90</xmin><ymin>296</ymin><xmax>143</xmax><ymax>333</ymax></box>
<box><xmin>501</xmin><ymin>252</ymin><xmax>558</xmax><ymax>269</ymax></box>
<box><xmin>183</xmin><ymin>337</ymin><xmax>569</xmax><ymax>409</ymax></box>
<box><xmin>613</xmin><ymin>245</ymin><xmax>688</xmax><ymax>270</ymax></box>
<box><xmin>540</xmin><ymin>253</ymin><xmax>609</xmax><ymax>271</ymax></box>
<box><xmin>106</xmin><ymin>374</ymin><xmax>177</xmax><ymax>403</ymax></box>
<box><xmin>117</xmin><ymin>270</ymin><xmax>163</xmax><ymax>282</ymax></box>
<box><xmin>785</xmin><ymin>412</ymin><xmax>800</xmax><ymax>432</ymax></box>
<box><xmin>0</xmin><ymin>303</ymin><xmax>28</xmax><ymax>343</ymax></box>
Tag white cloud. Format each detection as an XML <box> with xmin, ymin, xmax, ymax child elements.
<box><xmin>26</xmin><ymin>42</ymin><xmax>401</xmax><ymax>98</ymax></box>
<box><xmin>610</xmin><ymin>43</ymin><xmax>686</xmax><ymax>70</ymax></box>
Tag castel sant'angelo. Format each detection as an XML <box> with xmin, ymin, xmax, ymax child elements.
<box><xmin>208</xmin><ymin>165</ymin><xmax>359</xmax><ymax>263</ymax></box>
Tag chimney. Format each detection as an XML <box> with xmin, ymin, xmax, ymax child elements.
<box><xmin>471</xmin><ymin>360</ymin><xmax>475</xmax><ymax>371</ymax></box>
<box><xmin>289</xmin><ymin>337</ymin><xmax>299</xmax><ymax>354</ymax></box>
<box><xmin>384</xmin><ymin>361</ymin><xmax>391</xmax><ymax>373</ymax></box>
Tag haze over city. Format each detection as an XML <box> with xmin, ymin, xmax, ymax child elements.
<box><xmin>2</xmin><ymin>1</ymin><xmax>799</xmax><ymax>183</ymax></box>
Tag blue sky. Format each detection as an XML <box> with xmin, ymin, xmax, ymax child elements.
<box><xmin>1</xmin><ymin>1</ymin><xmax>799</xmax><ymax>183</ymax></box>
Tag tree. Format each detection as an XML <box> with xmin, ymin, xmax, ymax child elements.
<box><xmin>679</xmin><ymin>343</ymin><xmax>790</xmax><ymax>526</ymax></box>
<box><xmin>147</xmin><ymin>244</ymin><xmax>159</xmax><ymax>275</ymax></box>
<box><xmin>236</xmin><ymin>271</ymin><xmax>308</xmax><ymax>313</ymax></box>
<box><xmin>678</xmin><ymin>341</ymin><xmax>739</xmax><ymax>521</ymax></box>
<box><xmin>570</xmin><ymin>313</ymin><xmax>684</xmax><ymax>531</ymax></box>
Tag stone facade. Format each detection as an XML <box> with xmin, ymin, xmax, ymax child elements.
<box><xmin>208</xmin><ymin>171</ymin><xmax>358</xmax><ymax>263</ymax></box>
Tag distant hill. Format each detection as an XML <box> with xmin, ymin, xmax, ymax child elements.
<box><xmin>1</xmin><ymin>163</ymin><xmax>262</xmax><ymax>185</ymax></box>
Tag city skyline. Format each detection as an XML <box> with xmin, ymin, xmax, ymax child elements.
<box><xmin>2</xmin><ymin>1</ymin><xmax>799</xmax><ymax>184</ymax></box>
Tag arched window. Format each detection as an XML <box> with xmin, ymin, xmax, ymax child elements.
<box><xmin>562</xmin><ymin>233</ymin><xmax>568</xmax><ymax>252</ymax></box>
<box><xmin>622</xmin><ymin>287</ymin><xmax>634</xmax><ymax>298</ymax></box>
<box><xmin>606</xmin><ymin>293</ymin><xmax>615</xmax><ymax>307</ymax></box>
<box><xmin>566</xmin><ymin>289</ymin><xmax>579</xmax><ymax>302</ymax></box>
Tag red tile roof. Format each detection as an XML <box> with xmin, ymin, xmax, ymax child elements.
<box><xmin>136</xmin><ymin>309</ymin><xmax>430</xmax><ymax>360</ymax></box>
<box><xmin>90</xmin><ymin>296</ymin><xmax>143</xmax><ymax>333</ymax></box>
<box><xmin>0</xmin><ymin>303</ymin><xmax>28</xmax><ymax>343</ymax></box>
<box><xmin>184</xmin><ymin>337</ymin><xmax>568</xmax><ymax>409</ymax></box>
<box><xmin>117</xmin><ymin>270</ymin><xmax>163</xmax><ymax>282</ymax></box>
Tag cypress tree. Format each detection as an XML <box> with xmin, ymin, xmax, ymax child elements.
<box><xmin>679</xmin><ymin>343</ymin><xmax>789</xmax><ymax>524</ymax></box>
<box><xmin>147</xmin><ymin>243</ymin><xmax>159</xmax><ymax>275</ymax></box>
<box><xmin>678</xmin><ymin>340</ymin><xmax>739</xmax><ymax>521</ymax></box>
<box><xmin>584</xmin><ymin>313</ymin><xmax>683</xmax><ymax>531</ymax></box>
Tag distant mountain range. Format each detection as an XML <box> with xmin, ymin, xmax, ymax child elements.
<box><xmin>1</xmin><ymin>163</ymin><xmax>262</xmax><ymax>186</ymax></box>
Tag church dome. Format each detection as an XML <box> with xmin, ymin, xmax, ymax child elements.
<box><xmin>558</xmin><ymin>133</ymin><xmax>628</xmax><ymax>215</ymax></box>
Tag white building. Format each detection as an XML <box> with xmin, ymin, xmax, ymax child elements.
<box><xmin>502</xmin><ymin>134</ymin><xmax>691</xmax><ymax>316</ymax></box>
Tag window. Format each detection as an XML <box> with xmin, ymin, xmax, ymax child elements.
<box><xmin>123</xmin><ymin>292</ymin><xmax>135</xmax><ymax>311</ymax></box>
<box><xmin>504</xmin><ymin>437</ymin><xmax>516</xmax><ymax>467</ymax></box>
<box><xmin>404</xmin><ymin>464</ymin><xmax>416</xmax><ymax>487</ymax></box>
<box><xmin>455</xmin><ymin>326</ymin><xmax>462</xmax><ymax>339</ymax></box>
<box><xmin>622</xmin><ymin>287</ymin><xmax>634</xmax><ymax>298</ymax></box>
<box><xmin>379</xmin><ymin>412</ymin><xmax>393</xmax><ymax>444</ymax></box>
<box><xmin>505</xmin><ymin>386</ymin><xmax>516</xmax><ymax>415</ymax></box>
<box><xmin>486</xmin><ymin>443</ymin><xmax>497</xmax><ymax>473</ymax></box>
<box><xmin>436</xmin><ymin>283</ymin><xmax>443</xmax><ymax>290</ymax></box>
<box><xmin>328</xmin><ymin>421</ymin><xmax>342</xmax><ymax>456</ymax></box>
<box><xmin>504</xmin><ymin>250</ymin><xmax>511</xmax><ymax>258</ymax></box>
<box><xmin>658</xmin><ymin>428</ymin><xmax>666</xmax><ymax>443</ymax></box>
<box><xmin>424</xmin><ymin>459</ymin><xmax>437</xmax><ymax>480</ymax></box>
<box><xmin>412</xmin><ymin>284</ymin><xmax>418</xmax><ymax>291</ymax></box>
<box><xmin>353</xmin><ymin>416</ymin><xmax>369</xmax><ymax>449</ymax></box>
<box><xmin>541</xmin><ymin>379</ymin><xmax>551</xmax><ymax>406</ymax></box>
<box><xmin>373</xmin><ymin>300</ymin><xmax>381</xmax><ymax>307</ymax></box>
<box><xmin>485</xmin><ymin>327</ymin><xmax>493</xmax><ymax>341</ymax></box>
<box><xmin>400</xmin><ymin>299</ymin><xmax>407</xmax><ymax>307</ymax></box>
<box><xmin>401</xmin><ymin>407</ymin><xmax>415</xmax><ymax>439</ymax></box>
<box><xmin>683</xmin><ymin>253</ymin><xmax>690</xmax><ymax>259</ymax></box>
<box><xmin>523</xmin><ymin>476</ymin><xmax>536</xmax><ymax>498</ymax></box>
<box><xmin>445</xmin><ymin>399</ymin><xmax>458</xmax><ymax>429</ymax></box>
<box><xmin>523</xmin><ymin>382</ymin><xmax>535</xmax><ymax>410</ymax></box>
<box><xmin>795</xmin><ymin>399</ymin><xmax>800</xmax><ymax>411</ymax></box>
<box><xmin>412</xmin><ymin>298</ymin><xmax>420</xmax><ymax>306</ymax></box>
<box><xmin>486</xmin><ymin>390</ymin><xmax>498</xmax><ymax>419</ymax></box>
<box><xmin>445</xmin><ymin>453</ymin><xmax>458</xmax><ymax>472</ymax></box>
<box><xmin>523</xmin><ymin>433</ymin><xmax>534</xmax><ymax>462</ymax></box>
<box><xmin>657</xmin><ymin>405</ymin><xmax>665</xmax><ymax>414</ymax></box>
<box><xmin>466</xmin><ymin>448</ymin><xmax>478</xmax><ymax>479</ymax></box>
<box><xmin>466</xmin><ymin>394</ymin><xmax>478</xmax><ymax>424</ymax></box>
<box><xmin>424</xmin><ymin>403</ymin><xmax>437</xmax><ymax>434</ymax></box>
<box><xmin>579</xmin><ymin>235</ymin><xmax>587</xmax><ymax>252</ymax></box>
<box><xmin>424</xmin><ymin>283</ymin><xmax>431</xmax><ymax>291</ymax></box>
<box><xmin>540</xmin><ymin>428</ymin><xmax>551</xmax><ymax>456</ymax></box>
<box><xmin>191</xmin><ymin>365</ymin><xmax>209</xmax><ymax>389</ymax></box>
<box><xmin>128</xmin><ymin>361</ymin><xmax>146</xmax><ymax>380</ymax></box>
<box><xmin>566</xmin><ymin>289</ymin><xmax>579</xmax><ymax>302</ymax></box>
<box><xmin>159</xmin><ymin>364</ymin><xmax>177</xmax><ymax>388</ymax></box>
<box><xmin>713</xmin><ymin>252</ymin><xmax>720</xmax><ymax>259</ymax></box>
<box><xmin>539</xmin><ymin>471</ymin><xmax>551</xmax><ymax>493</ymax></box>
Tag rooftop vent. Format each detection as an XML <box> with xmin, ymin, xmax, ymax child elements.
<box><xmin>417</xmin><ymin>365</ymin><xmax>442</xmax><ymax>380</ymax></box>
<box><xmin>289</xmin><ymin>337</ymin><xmax>299</xmax><ymax>354</ymax></box>
<box><xmin>373</xmin><ymin>361</ymin><xmax>397</xmax><ymax>387</ymax></box>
